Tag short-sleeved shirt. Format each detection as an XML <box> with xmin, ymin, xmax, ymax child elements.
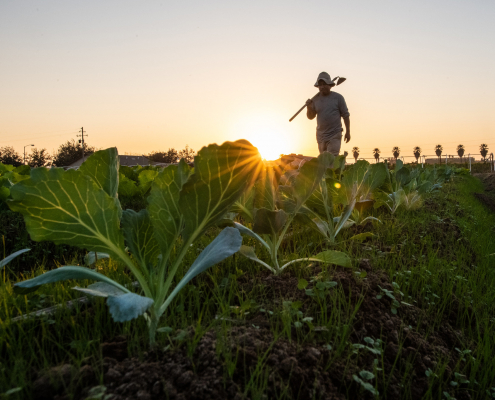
<box><xmin>313</xmin><ymin>91</ymin><xmax>350</xmax><ymax>144</ymax></box>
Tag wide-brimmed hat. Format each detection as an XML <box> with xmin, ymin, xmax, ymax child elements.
<box><xmin>314</xmin><ymin>71</ymin><xmax>335</xmax><ymax>87</ymax></box>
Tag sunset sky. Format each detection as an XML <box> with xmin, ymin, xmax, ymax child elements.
<box><xmin>1</xmin><ymin>1</ymin><xmax>494</xmax><ymax>162</ymax></box>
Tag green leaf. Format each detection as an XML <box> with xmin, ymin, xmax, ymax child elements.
<box><xmin>359</xmin><ymin>370</ymin><xmax>375</xmax><ymax>380</ymax></box>
<box><xmin>233</xmin><ymin>222</ymin><xmax>270</xmax><ymax>251</ymax></box>
<box><xmin>349</xmin><ymin>232</ymin><xmax>376</xmax><ymax>242</ymax></box>
<box><xmin>312</xmin><ymin>250</ymin><xmax>351</xmax><ymax>268</ymax></box>
<box><xmin>118</xmin><ymin>173</ymin><xmax>139</xmax><ymax>197</ymax></box>
<box><xmin>73</xmin><ymin>282</ymin><xmax>126</xmax><ymax>297</ymax></box>
<box><xmin>252</xmin><ymin>208</ymin><xmax>287</xmax><ymax>235</ymax></box>
<box><xmin>179</xmin><ymin>140</ymin><xmax>262</xmax><ymax>243</ymax></box>
<box><xmin>238</xmin><ymin>245</ymin><xmax>261</xmax><ymax>261</ymax></box>
<box><xmin>0</xmin><ymin>248</ymin><xmax>30</xmax><ymax>269</ymax></box>
<box><xmin>293</xmin><ymin>152</ymin><xmax>334</xmax><ymax>209</ymax></box>
<box><xmin>297</xmin><ymin>278</ymin><xmax>308</xmax><ymax>290</ymax></box>
<box><xmin>13</xmin><ymin>266</ymin><xmax>129</xmax><ymax>295</ymax></box>
<box><xmin>253</xmin><ymin>166</ymin><xmax>278</xmax><ymax>210</ymax></box>
<box><xmin>84</xmin><ymin>252</ymin><xmax>110</xmax><ymax>266</ymax></box>
<box><xmin>166</xmin><ymin>227</ymin><xmax>243</xmax><ymax>301</ymax></box>
<box><xmin>231</xmin><ymin>187</ymin><xmax>255</xmax><ymax>221</ymax></box>
<box><xmin>334</xmin><ymin>201</ymin><xmax>356</xmax><ymax>237</ymax></box>
<box><xmin>396</xmin><ymin>167</ymin><xmax>411</xmax><ymax>186</ymax></box>
<box><xmin>107</xmin><ymin>293</ymin><xmax>154</xmax><ymax>322</ymax></box>
<box><xmin>138</xmin><ymin>169</ymin><xmax>159</xmax><ymax>194</ymax></box>
<box><xmin>148</xmin><ymin>160</ymin><xmax>192</xmax><ymax>257</ymax></box>
<box><xmin>121</xmin><ymin>209</ymin><xmax>160</xmax><ymax>270</ymax></box>
<box><xmin>8</xmin><ymin>168</ymin><xmax>124</xmax><ymax>257</ymax></box>
<box><xmin>294</xmin><ymin>212</ymin><xmax>329</xmax><ymax>238</ymax></box>
<box><xmin>79</xmin><ymin>148</ymin><xmax>119</xmax><ymax>198</ymax></box>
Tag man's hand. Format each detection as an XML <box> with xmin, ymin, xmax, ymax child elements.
<box><xmin>343</xmin><ymin>116</ymin><xmax>351</xmax><ymax>143</ymax></box>
<box><xmin>306</xmin><ymin>99</ymin><xmax>316</xmax><ymax>120</ymax></box>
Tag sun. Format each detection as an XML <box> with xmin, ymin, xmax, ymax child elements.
<box><xmin>230</xmin><ymin>114</ymin><xmax>294</xmax><ymax>161</ymax></box>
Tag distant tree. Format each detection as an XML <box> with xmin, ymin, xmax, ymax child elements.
<box><xmin>148</xmin><ymin>148</ymin><xmax>179</xmax><ymax>163</ymax></box>
<box><xmin>413</xmin><ymin>146</ymin><xmax>422</xmax><ymax>163</ymax></box>
<box><xmin>0</xmin><ymin>146</ymin><xmax>23</xmax><ymax>167</ymax></box>
<box><xmin>372</xmin><ymin>148</ymin><xmax>381</xmax><ymax>163</ymax></box>
<box><xmin>480</xmin><ymin>143</ymin><xmax>489</xmax><ymax>161</ymax></box>
<box><xmin>456</xmin><ymin>144</ymin><xmax>465</xmax><ymax>162</ymax></box>
<box><xmin>434</xmin><ymin>144</ymin><xmax>443</xmax><ymax>163</ymax></box>
<box><xmin>52</xmin><ymin>139</ymin><xmax>95</xmax><ymax>167</ymax></box>
<box><xmin>28</xmin><ymin>148</ymin><xmax>52</xmax><ymax>167</ymax></box>
<box><xmin>178</xmin><ymin>145</ymin><xmax>195</xmax><ymax>163</ymax></box>
<box><xmin>352</xmin><ymin>146</ymin><xmax>360</xmax><ymax>162</ymax></box>
<box><xmin>392</xmin><ymin>146</ymin><xmax>400</xmax><ymax>161</ymax></box>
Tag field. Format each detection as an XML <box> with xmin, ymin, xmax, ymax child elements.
<box><xmin>1</xmin><ymin>143</ymin><xmax>495</xmax><ymax>400</ymax></box>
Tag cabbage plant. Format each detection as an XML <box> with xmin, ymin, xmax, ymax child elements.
<box><xmin>300</xmin><ymin>160</ymin><xmax>387</xmax><ymax>242</ymax></box>
<box><xmin>232</xmin><ymin>152</ymin><xmax>352</xmax><ymax>274</ymax></box>
<box><xmin>8</xmin><ymin>141</ymin><xmax>261</xmax><ymax>345</ymax></box>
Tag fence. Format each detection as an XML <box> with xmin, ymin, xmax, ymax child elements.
<box><xmin>353</xmin><ymin>153</ymin><xmax>495</xmax><ymax>173</ymax></box>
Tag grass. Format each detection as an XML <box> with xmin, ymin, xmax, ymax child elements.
<box><xmin>1</xmin><ymin>174</ymin><xmax>494</xmax><ymax>399</ymax></box>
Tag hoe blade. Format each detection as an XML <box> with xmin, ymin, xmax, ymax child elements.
<box><xmin>336</xmin><ymin>77</ymin><xmax>346</xmax><ymax>85</ymax></box>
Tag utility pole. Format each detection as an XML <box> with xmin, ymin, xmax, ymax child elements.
<box><xmin>77</xmin><ymin>127</ymin><xmax>88</xmax><ymax>162</ymax></box>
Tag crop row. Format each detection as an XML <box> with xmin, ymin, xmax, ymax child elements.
<box><xmin>0</xmin><ymin>140</ymin><xmax>463</xmax><ymax>345</ymax></box>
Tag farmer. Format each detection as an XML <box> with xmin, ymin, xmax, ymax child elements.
<box><xmin>306</xmin><ymin>72</ymin><xmax>350</xmax><ymax>156</ymax></box>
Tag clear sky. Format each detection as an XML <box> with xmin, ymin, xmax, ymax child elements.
<box><xmin>1</xmin><ymin>0</ymin><xmax>494</xmax><ymax>161</ymax></box>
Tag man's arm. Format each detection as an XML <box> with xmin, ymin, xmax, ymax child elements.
<box><xmin>343</xmin><ymin>116</ymin><xmax>350</xmax><ymax>143</ymax></box>
<box><xmin>306</xmin><ymin>99</ymin><xmax>316</xmax><ymax>120</ymax></box>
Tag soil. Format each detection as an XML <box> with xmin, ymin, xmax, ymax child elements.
<box><xmin>32</xmin><ymin>260</ymin><xmax>474</xmax><ymax>400</ymax></box>
<box><xmin>473</xmin><ymin>173</ymin><xmax>495</xmax><ymax>212</ymax></box>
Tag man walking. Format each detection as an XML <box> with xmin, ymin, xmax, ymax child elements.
<box><xmin>306</xmin><ymin>72</ymin><xmax>350</xmax><ymax>156</ymax></box>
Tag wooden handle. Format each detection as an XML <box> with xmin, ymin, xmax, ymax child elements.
<box><xmin>289</xmin><ymin>93</ymin><xmax>320</xmax><ymax>122</ymax></box>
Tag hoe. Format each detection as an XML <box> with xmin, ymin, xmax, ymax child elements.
<box><xmin>289</xmin><ymin>76</ymin><xmax>346</xmax><ymax>122</ymax></box>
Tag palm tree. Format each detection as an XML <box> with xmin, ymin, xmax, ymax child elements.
<box><xmin>413</xmin><ymin>146</ymin><xmax>422</xmax><ymax>163</ymax></box>
<box><xmin>392</xmin><ymin>146</ymin><xmax>400</xmax><ymax>162</ymax></box>
<box><xmin>352</xmin><ymin>147</ymin><xmax>360</xmax><ymax>162</ymax></box>
<box><xmin>372</xmin><ymin>148</ymin><xmax>380</xmax><ymax>163</ymax></box>
<box><xmin>456</xmin><ymin>144</ymin><xmax>465</xmax><ymax>162</ymax></box>
<box><xmin>435</xmin><ymin>144</ymin><xmax>443</xmax><ymax>163</ymax></box>
<box><xmin>480</xmin><ymin>144</ymin><xmax>489</xmax><ymax>161</ymax></box>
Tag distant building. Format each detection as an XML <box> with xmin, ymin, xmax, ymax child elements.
<box><xmin>425</xmin><ymin>157</ymin><xmax>474</xmax><ymax>164</ymax></box>
<box><xmin>67</xmin><ymin>155</ymin><xmax>151</xmax><ymax>169</ymax></box>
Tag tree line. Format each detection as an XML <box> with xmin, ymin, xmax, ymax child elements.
<box><xmin>0</xmin><ymin>140</ymin><xmax>196</xmax><ymax>167</ymax></box>
<box><xmin>351</xmin><ymin>144</ymin><xmax>491</xmax><ymax>163</ymax></box>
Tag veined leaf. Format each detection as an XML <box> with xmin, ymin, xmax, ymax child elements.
<box><xmin>179</xmin><ymin>140</ymin><xmax>262</xmax><ymax>242</ymax></box>
<box><xmin>294</xmin><ymin>212</ymin><xmax>329</xmax><ymax>238</ymax></box>
<box><xmin>293</xmin><ymin>152</ymin><xmax>334</xmax><ymax>209</ymax></box>
<box><xmin>79</xmin><ymin>148</ymin><xmax>119</xmax><ymax>198</ymax></box>
<box><xmin>138</xmin><ymin>169</ymin><xmax>159</xmax><ymax>194</ymax></box>
<box><xmin>253</xmin><ymin>208</ymin><xmax>287</xmax><ymax>235</ymax></box>
<box><xmin>231</xmin><ymin>187</ymin><xmax>255</xmax><ymax>221</ymax></box>
<box><xmin>164</xmin><ymin>227</ymin><xmax>242</xmax><ymax>307</ymax></box>
<box><xmin>121</xmin><ymin>209</ymin><xmax>160</xmax><ymax>270</ymax></box>
<box><xmin>148</xmin><ymin>160</ymin><xmax>191</xmax><ymax>257</ymax></box>
<box><xmin>253</xmin><ymin>166</ymin><xmax>278</xmax><ymax>210</ymax></box>
<box><xmin>312</xmin><ymin>250</ymin><xmax>352</xmax><ymax>268</ymax></box>
<box><xmin>0</xmin><ymin>248</ymin><xmax>30</xmax><ymax>269</ymax></box>
<box><xmin>8</xmin><ymin>168</ymin><xmax>124</xmax><ymax>257</ymax></box>
<box><xmin>107</xmin><ymin>293</ymin><xmax>154</xmax><ymax>322</ymax></box>
<box><xmin>13</xmin><ymin>265</ymin><xmax>130</xmax><ymax>295</ymax></box>
<box><xmin>118</xmin><ymin>173</ymin><xmax>140</xmax><ymax>197</ymax></box>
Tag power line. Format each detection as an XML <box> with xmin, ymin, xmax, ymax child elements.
<box><xmin>0</xmin><ymin>132</ymin><xmax>78</xmax><ymax>145</ymax></box>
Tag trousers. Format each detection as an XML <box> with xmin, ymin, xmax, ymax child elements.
<box><xmin>317</xmin><ymin>135</ymin><xmax>342</xmax><ymax>156</ymax></box>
